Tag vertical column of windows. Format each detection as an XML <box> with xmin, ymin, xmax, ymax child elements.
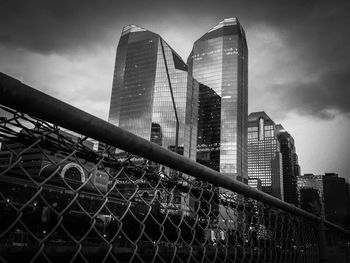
<box><xmin>117</xmin><ymin>33</ymin><xmax>158</xmax><ymax>141</ymax></box>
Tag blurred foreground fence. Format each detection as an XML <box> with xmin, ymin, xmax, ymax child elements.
<box><xmin>0</xmin><ymin>72</ymin><xmax>349</xmax><ymax>263</ymax></box>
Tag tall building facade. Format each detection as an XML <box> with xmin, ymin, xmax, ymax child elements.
<box><xmin>196</xmin><ymin>84</ymin><xmax>221</xmax><ymax>171</ymax></box>
<box><xmin>248</xmin><ymin>112</ymin><xmax>283</xmax><ymax>199</ymax></box>
<box><xmin>108</xmin><ymin>25</ymin><xmax>199</xmax><ymax>215</ymax></box>
<box><xmin>109</xmin><ymin>25</ymin><xmax>198</xmax><ymax>161</ymax></box>
<box><xmin>297</xmin><ymin>174</ymin><xmax>323</xmax><ymax>217</ymax></box>
<box><xmin>188</xmin><ymin>17</ymin><xmax>248</xmax><ymax>182</ymax></box>
<box><xmin>276</xmin><ymin>125</ymin><xmax>300</xmax><ymax>205</ymax></box>
<box><xmin>323</xmin><ymin>173</ymin><xmax>348</xmax><ymax>227</ymax></box>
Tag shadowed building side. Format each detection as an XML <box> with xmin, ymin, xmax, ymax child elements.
<box><xmin>196</xmin><ymin>83</ymin><xmax>221</xmax><ymax>172</ymax></box>
<box><xmin>276</xmin><ymin>124</ymin><xmax>300</xmax><ymax>206</ymax></box>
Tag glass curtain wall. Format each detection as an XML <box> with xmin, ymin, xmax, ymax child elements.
<box><xmin>188</xmin><ymin>18</ymin><xmax>248</xmax><ymax>182</ymax></box>
<box><xmin>108</xmin><ymin>25</ymin><xmax>198</xmax><ymax>161</ymax></box>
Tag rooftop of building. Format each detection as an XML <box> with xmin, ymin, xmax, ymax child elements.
<box><xmin>275</xmin><ymin>124</ymin><xmax>296</xmax><ymax>145</ymax></box>
<box><xmin>248</xmin><ymin>111</ymin><xmax>273</xmax><ymax>122</ymax></box>
<box><xmin>120</xmin><ymin>24</ymin><xmax>188</xmax><ymax>71</ymax></box>
<box><xmin>324</xmin><ymin>173</ymin><xmax>339</xmax><ymax>177</ymax></box>
<box><xmin>207</xmin><ymin>17</ymin><xmax>239</xmax><ymax>33</ymax></box>
<box><xmin>121</xmin><ymin>24</ymin><xmax>147</xmax><ymax>36</ymax></box>
<box><xmin>193</xmin><ymin>17</ymin><xmax>247</xmax><ymax>46</ymax></box>
<box><xmin>275</xmin><ymin>124</ymin><xmax>285</xmax><ymax>132</ymax></box>
<box><xmin>301</xmin><ymin>174</ymin><xmax>323</xmax><ymax>179</ymax></box>
<box><xmin>301</xmin><ymin>173</ymin><xmax>345</xmax><ymax>180</ymax></box>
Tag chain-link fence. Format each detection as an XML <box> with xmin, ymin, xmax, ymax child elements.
<box><xmin>0</xmin><ymin>73</ymin><xmax>349</xmax><ymax>263</ymax></box>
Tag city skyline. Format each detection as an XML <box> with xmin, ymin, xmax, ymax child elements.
<box><xmin>0</xmin><ymin>0</ymin><xmax>349</xmax><ymax>179</ymax></box>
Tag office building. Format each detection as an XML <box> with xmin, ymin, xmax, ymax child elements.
<box><xmin>299</xmin><ymin>188</ymin><xmax>322</xmax><ymax>216</ymax></box>
<box><xmin>188</xmin><ymin>17</ymin><xmax>248</xmax><ymax>182</ymax></box>
<box><xmin>108</xmin><ymin>25</ymin><xmax>199</xmax><ymax>215</ymax></box>
<box><xmin>298</xmin><ymin>173</ymin><xmax>349</xmax><ymax>227</ymax></box>
<box><xmin>323</xmin><ymin>173</ymin><xmax>348</xmax><ymax>226</ymax></box>
<box><xmin>276</xmin><ymin>125</ymin><xmax>300</xmax><ymax>206</ymax></box>
<box><xmin>297</xmin><ymin>174</ymin><xmax>323</xmax><ymax>217</ymax></box>
<box><xmin>248</xmin><ymin>112</ymin><xmax>283</xmax><ymax>199</ymax></box>
<box><xmin>297</xmin><ymin>174</ymin><xmax>323</xmax><ymax>193</ymax></box>
<box><xmin>109</xmin><ymin>24</ymin><xmax>198</xmax><ymax>161</ymax></box>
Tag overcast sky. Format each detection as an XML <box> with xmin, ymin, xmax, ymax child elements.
<box><xmin>1</xmin><ymin>0</ymin><xmax>349</xmax><ymax>179</ymax></box>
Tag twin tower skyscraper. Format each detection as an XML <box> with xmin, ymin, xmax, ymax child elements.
<box><xmin>108</xmin><ymin>18</ymin><xmax>248</xmax><ymax>181</ymax></box>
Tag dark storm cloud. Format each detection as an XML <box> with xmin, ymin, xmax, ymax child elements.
<box><xmin>0</xmin><ymin>0</ymin><xmax>146</xmax><ymax>53</ymax></box>
<box><xmin>1</xmin><ymin>0</ymin><xmax>349</xmax><ymax>55</ymax></box>
<box><xmin>0</xmin><ymin>0</ymin><xmax>190</xmax><ymax>53</ymax></box>
<box><xmin>1</xmin><ymin>0</ymin><xmax>349</xmax><ymax>118</ymax></box>
<box><xmin>269</xmin><ymin>70</ymin><xmax>350</xmax><ymax>119</ymax></box>
<box><xmin>237</xmin><ymin>0</ymin><xmax>350</xmax><ymax>119</ymax></box>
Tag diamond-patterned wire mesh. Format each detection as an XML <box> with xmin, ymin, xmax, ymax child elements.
<box><xmin>0</xmin><ymin>105</ymin><xmax>340</xmax><ymax>263</ymax></box>
<box><xmin>325</xmin><ymin>229</ymin><xmax>350</xmax><ymax>263</ymax></box>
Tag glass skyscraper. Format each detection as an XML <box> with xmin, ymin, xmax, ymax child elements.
<box><xmin>109</xmin><ymin>25</ymin><xmax>198</xmax><ymax>161</ymax></box>
<box><xmin>188</xmin><ymin>17</ymin><xmax>248</xmax><ymax>182</ymax></box>
<box><xmin>276</xmin><ymin>124</ymin><xmax>300</xmax><ymax>205</ymax></box>
<box><xmin>108</xmin><ymin>25</ymin><xmax>199</xmax><ymax>215</ymax></box>
<box><xmin>248</xmin><ymin>112</ymin><xmax>283</xmax><ymax>199</ymax></box>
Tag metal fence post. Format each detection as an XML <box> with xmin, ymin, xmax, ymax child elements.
<box><xmin>318</xmin><ymin>220</ymin><xmax>329</xmax><ymax>263</ymax></box>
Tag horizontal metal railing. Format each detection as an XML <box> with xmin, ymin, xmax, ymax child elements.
<box><xmin>0</xmin><ymin>72</ymin><xmax>347</xmax><ymax>234</ymax></box>
<box><xmin>0</xmin><ymin>72</ymin><xmax>349</xmax><ymax>263</ymax></box>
